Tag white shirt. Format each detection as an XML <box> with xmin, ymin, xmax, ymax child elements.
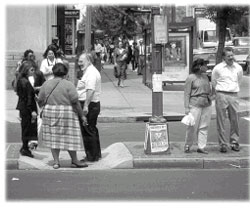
<box><xmin>212</xmin><ymin>61</ymin><xmax>243</xmax><ymax>92</ymax></box>
<box><xmin>40</xmin><ymin>58</ymin><xmax>57</xmax><ymax>80</ymax></box>
<box><xmin>28</xmin><ymin>76</ymin><xmax>35</xmax><ymax>87</ymax></box>
<box><xmin>77</xmin><ymin>64</ymin><xmax>101</xmax><ymax>102</ymax></box>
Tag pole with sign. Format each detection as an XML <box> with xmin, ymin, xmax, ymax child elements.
<box><xmin>144</xmin><ymin>7</ymin><xmax>169</xmax><ymax>155</ymax></box>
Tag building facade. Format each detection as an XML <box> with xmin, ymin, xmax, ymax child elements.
<box><xmin>6</xmin><ymin>5</ymin><xmax>57</xmax><ymax>89</ymax></box>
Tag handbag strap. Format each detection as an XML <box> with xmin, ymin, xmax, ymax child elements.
<box><xmin>43</xmin><ymin>79</ymin><xmax>61</xmax><ymax>106</ymax></box>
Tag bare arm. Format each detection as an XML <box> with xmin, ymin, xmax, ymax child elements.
<box><xmin>184</xmin><ymin>76</ymin><xmax>192</xmax><ymax>114</ymax></box>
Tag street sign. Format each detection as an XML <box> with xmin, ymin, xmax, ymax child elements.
<box><xmin>152</xmin><ymin>73</ymin><xmax>163</xmax><ymax>92</ymax></box>
<box><xmin>154</xmin><ymin>15</ymin><xmax>168</xmax><ymax>44</ymax></box>
<box><xmin>194</xmin><ymin>7</ymin><xmax>206</xmax><ymax>18</ymax></box>
<box><xmin>64</xmin><ymin>9</ymin><xmax>80</xmax><ymax>19</ymax></box>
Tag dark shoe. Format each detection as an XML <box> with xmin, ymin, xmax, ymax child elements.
<box><xmin>184</xmin><ymin>145</ymin><xmax>190</xmax><ymax>153</ymax></box>
<box><xmin>220</xmin><ymin>145</ymin><xmax>227</xmax><ymax>153</ymax></box>
<box><xmin>53</xmin><ymin>163</ymin><xmax>60</xmax><ymax>169</ymax></box>
<box><xmin>20</xmin><ymin>148</ymin><xmax>34</xmax><ymax>158</ymax></box>
<box><xmin>71</xmin><ymin>161</ymin><xmax>88</xmax><ymax>168</ymax></box>
<box><xmin>231</xmin><ymin>143</ymin><xmax>240</xmax><ymax>152</ymax></box>
<box><xmin>197</xmin><ymin>148</ymin><xmax>208</xmax><ymax>154</ymax></box>
<box><xmin>82</xmin><ymin>156</ymin><xmax>99</xmax><ymax>162</ymax></box>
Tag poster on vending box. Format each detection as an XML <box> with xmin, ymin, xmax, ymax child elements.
<box><xmin>144</xmin><ymin>123</ymin><xmax>169</xmax><ymax>154</ymax></box>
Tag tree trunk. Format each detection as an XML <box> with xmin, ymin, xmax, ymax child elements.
<box><xmin>216</xmin><ymin>8</ymin><xmax>228</xmax><ymax>64</ymax></box>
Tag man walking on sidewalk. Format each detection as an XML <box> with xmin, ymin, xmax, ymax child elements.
<box><xmin>76</xmin><ymin>53</ymin><xmax>102</xmax><ymax>162</ymax></box>
<box><xmin>138</xmin><ymin>39</ymin><xmax>145</xmax><ymax>75</ymax></box>
<box><xmin>212</xmin><ymin>47</ymin><xmax>243</xmax><ymax>153</ymax></box>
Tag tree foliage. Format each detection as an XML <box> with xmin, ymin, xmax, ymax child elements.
<box><xmin>204</xmin><ymin>5</ymin><xmax>249</xmax><ymax>63</ymax></box>
<box><xmin>91</xmin><ymin>5</ymin><xmax>146</xmax><ymax>40</ymax></box>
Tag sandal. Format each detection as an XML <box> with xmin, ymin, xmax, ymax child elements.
<box><xmin>184</xmin><ymin>145</ymin><xmax>190</xmax><ymax>153</ymax></box>
<box><xmin>53</xmin><ymin>163</ymin><xmax>60</xmax><ymax>169</ymax></box>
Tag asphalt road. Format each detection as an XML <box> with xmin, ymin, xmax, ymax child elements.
<box><xmin>6</xmin><ymin>118</ymin><xmax>250</xmax><ymax>148</ymax></box>
<box><xmin>6</xmin><ymin>169</ymin><xmax>249</xmax><ymax>201</ymax></box>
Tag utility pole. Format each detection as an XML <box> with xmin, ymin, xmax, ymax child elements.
<box><xmin>84</xmin><ymin>5</ymin><xmax>92</xmax><ymax>53</ymax></box>
<box><xmin>150</xmin><ymin>7</ymin><xmax>165</xmax><ymax>122</ymax></box>
<box><xmin>144</xmin><ymin>7</ymin><xmax>169</xmax><ymax>155</ymax></box>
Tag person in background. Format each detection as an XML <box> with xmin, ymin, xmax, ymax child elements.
<box><xmin>184</xmin><ymin>59</ymin><xmax>213</xmax><ymax>154</ymax></box>
<box><xmin>94</xmin><ymin>39</ymin><xmax>102</xmax><ymax>71</ymax></box>
<box><xmin>16</xmin><ymin>61</ymin><xmax>38</xmax><ymax>158</ymax></box>
<box><xmin>40</xmin><ymin>45</ymin><xmax>58</xmax><ymax>80</ymax></box>
<box><xmin>131</xmin><ymin>41</ymin><xmax>139</xmax><ymax>71</ymax></box>
<box><xmin>49</xmin><ymin>37</ymin><xmax>60</xmax><ymax>51</ymax></box>
<box><xmin>76</xmin><ymin>53</ymin><xmax>102</xmax><ymax>162</ymax></box>
<box><xmin>212</xmin><ymin>47</ymin><xmax>243</xmax><ymax>153</ymax></box>
<box><xmin>12</xmin><ymin>49</ymin><xmax>37</xmax><ymax>91</ymax></box>
<box><xmin>124</xmin><ymin>41</ymin><xmax>132</xmax><ymax>71</ymax></box>
<box><xmin>37</xmin><ymin>63</ymin><xmax>88</xmax><ymax>169</ymax></box>
<box><xmin>108</xmin><ymin>41</ymin><xmax>115</xmax><ymax>64</ymax></box>
<box><xmin>56</xmin><ymin>49</ymin><xmax>69</xmax><ymax>70</ymax></box>
<box><xmin>113</xmin><ymin>41</ymin><xmax>128</xmax><ymax>87</ymax></box>
<box><xmin>138</xmin><ymin>39</ymin><xmax>145</xmax><ymax>75</ymax></box>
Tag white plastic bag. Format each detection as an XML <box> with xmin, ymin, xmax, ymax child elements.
<box><xmin>181</xmin><ymin>113</ymin><xmax>195</xmax><ymax>126</ymax></box>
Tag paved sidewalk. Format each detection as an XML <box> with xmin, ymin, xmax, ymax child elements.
<box><xmin>5</xmin><ymin>63</ymin><xmax>250</xmax><ymax>170</ymax></box>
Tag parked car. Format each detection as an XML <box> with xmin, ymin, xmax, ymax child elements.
<box><xmin>193</xmin><ymin>48</ymin><xmax>216</xmax><ymax>70</ymax></box>
<box><xmin>233</xmin><ymin>46</ymin><xmax>250</xmax><ymax>69</ymax></box>
<box><xmin>245</xmin><ymin>54</ymin><xmax>250</xmax><ymax>74</ymax></box>
<box><xmin>233</xmin><ymin>36</ymin><xmax>250</xmax><ymax>46</ymax></box>
<box><xmin>193</xmin><ymin>48</ymin><xmax>217</xmax><ymax>80</ymax></box>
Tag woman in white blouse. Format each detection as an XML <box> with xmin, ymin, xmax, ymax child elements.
<box><xmin>40</xmin><ymin>46</ymin><xmax>59</xmax><ymax>80</ymax></box>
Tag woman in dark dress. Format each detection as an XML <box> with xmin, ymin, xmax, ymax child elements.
<box><xmin>16</xmin><ymin>61</ymin><xmax>38</xmax><ymax>158</ymax></box>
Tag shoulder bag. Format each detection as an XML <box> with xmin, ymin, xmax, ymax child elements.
<box><xmin>40</xmin><ymin>80</ymin><xmax>61</xmax><ymax>118</ymax></box>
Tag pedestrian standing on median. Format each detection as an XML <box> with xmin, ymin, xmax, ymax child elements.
<box><xmin>113</xmin><ymin>41</ymin><xmax>128</xmax><ymax>87</ymax></box>
<box><xmin>37</xmin><ymin>63</ymin><xmax>88</xmax><ymax>169</ymax></box>
<box><xmin>184</xmin><ymin>58</ymin><xmax>213</xmax><ymax>154</ymax></box>
<box><xmin>76</xmin><ymin>53</ymin><xmax>102</xmax><ymax>162</ymax></box>
<box><xmin>212</xmin><ymin>47</ymin><xmax>243</xmax><ymax>153</ymax></box>
<box><xmin>16</xmin><ymin>61</ymin><xmax>38</xmax><ymax>158</ymax></box>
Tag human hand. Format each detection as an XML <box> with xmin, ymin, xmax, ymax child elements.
<box><xmin>83</xmin><ymin>106</ymin><xmax>88</xmax><ymax>116</ymax></box>
<box><xmin>185</xmin><ymin>108</ymin><xmax>189</xmax><ymax>115</ymax></box>
<box><xmin>81</xmin><ymin>116</ymin><xmax>88</xmax><ymax>126</ymax></box>
<box><xmin>31</xmin><ymin>111</ymin><xmax>37</xmax><ymax>123</ymax></box>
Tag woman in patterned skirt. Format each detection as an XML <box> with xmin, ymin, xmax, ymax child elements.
<box><xmin>38</xmin><ymin>63</ymin><xmax>88</xmax><ymax>169</ymax></box>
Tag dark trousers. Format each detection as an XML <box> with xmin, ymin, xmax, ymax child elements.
<box><xmin>20</xmin><ymin>109</ymin><xmax>37</xmax><ymax>150</ymax></box>
<box><xmin>138</xmin><ymin>55</ymin><xmax>145</xmax><ymax>75</ymax></box>
<box><xmin>79</xmin><ymin>101</ymin><xmax>101</xmax><ymax>161</ymax></box>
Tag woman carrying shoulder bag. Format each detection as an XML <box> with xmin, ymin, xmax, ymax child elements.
<box><xmin>37</xmin><ymin>63</ymin><xmax>88</xmax><ymax>169</ymax></box>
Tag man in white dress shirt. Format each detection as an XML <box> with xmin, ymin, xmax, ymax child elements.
<box><xmin>76</xmin><ymin>53</ymin><xmax>102</xmax><ymax>162</ymax></box>
<box><xmin>212</xmin><ymin>47</ymin><xmax>243</xmax><ymax>153</ymax></box>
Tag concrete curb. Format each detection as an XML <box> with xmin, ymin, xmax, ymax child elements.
<box><xmin>97</xmin><ymin>110</ymin><xmax>250</xmax><ymax>123</ymax></box>
<box><xmin>123</xmin><ymin>142</ymin><xmax>250</xmax><ymax>169</ymax></box>
<box><xmin>6</xmin><ymin>142</ymin><xmax>250</xmax><ymax>170</ymax></box>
